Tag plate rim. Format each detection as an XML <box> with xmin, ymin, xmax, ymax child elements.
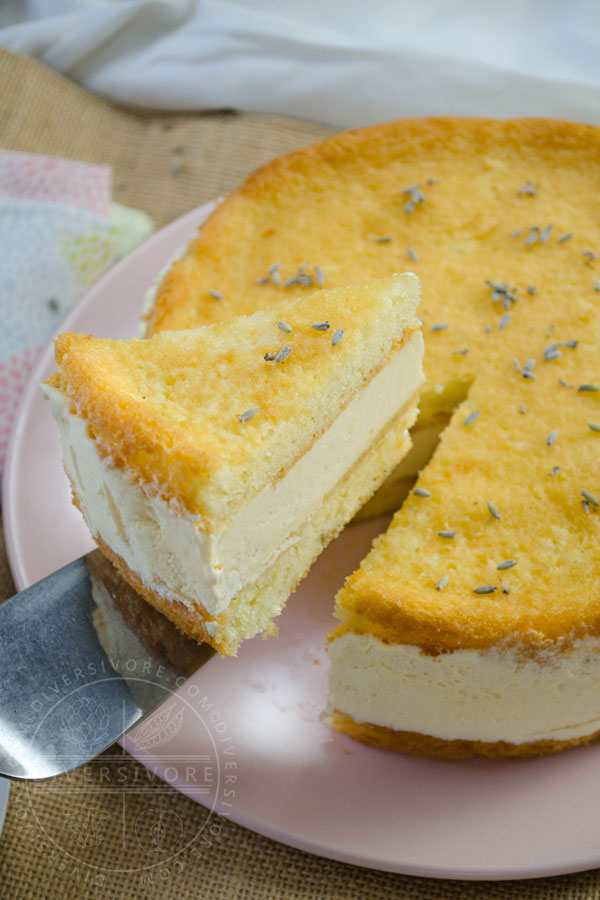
<box><xmin>121</xmin><ymin>733</ymin><xmax>600</xmax><ymax>881</ymax></box>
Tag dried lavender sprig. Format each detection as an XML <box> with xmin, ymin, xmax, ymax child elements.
<box><xmin>275</xmin><ymin>346</ymin><xmax>292</xmax><ymax>364</ymax></box>
<box><xmin>239</xmin><ymin>407</ymin><xmax>259</xmax><ymax>423</ymax></box>
<box><xmin>517</xmin><ymin>181</ymin><xmax>537</xmax><ymax>196</ymax></box>
<box><xmin>403</xmin><ymin>183</ymin><xmax>425</xmax><ymax>212</ymax></box>
<box><xmin>487</xmin><ymin>501</ymin><xmax>501</xmax><ymax>520</ymax></box>
<box><xmin>581</xmin><ymin>489</ymin><xmax>599</xmax><ymax>507</ymax></box>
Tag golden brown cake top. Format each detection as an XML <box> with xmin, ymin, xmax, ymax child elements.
<box><xmin>146</xmin><ymin>117</ymin><xmax>600</xmax><ymax>411</ymax></box>
<box><xmin>145</xmin><ymin>117</ymin><xmax>600</xmax><ymax>650</ymax></box>
<box><xmin>48</xmin><ymin>276</ymin><xmax>420</xmax><ymax>528</ymax></box>
<box><xmin>335</xmin><ymin>335</ymin><xmax>600</xmax><ymax>653</ymax></box>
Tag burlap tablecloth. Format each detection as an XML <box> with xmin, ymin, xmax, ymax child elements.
<box><xmin>1</xmin><ymin>48</ymin><xmax>599</xmax><ymax>900</ymax></box>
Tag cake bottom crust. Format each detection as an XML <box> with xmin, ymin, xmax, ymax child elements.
<box><xmin>331</xmin><ymin>710</ymin><xmax>600</xmax><ymax>760</ymax></box>
<box><xmin>94</xmin><ymin>533</ymin><xmax>221</xmax><ymax>647</ymax></box>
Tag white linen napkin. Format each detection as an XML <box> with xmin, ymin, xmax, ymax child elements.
<box><xmin>1</xmin><ymin>0</ymin><xmax>600</xmax><ymax>128</ymax></box>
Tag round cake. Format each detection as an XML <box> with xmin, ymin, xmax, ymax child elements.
<box><xmin>144</xmin><ymin>118</ymin><xmax>600</xmax><ymax>759</ymax></box>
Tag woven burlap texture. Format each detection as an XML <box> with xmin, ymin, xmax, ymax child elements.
<box><xmin>1</xmin><ymin>48</ymin><xmax>599</xmax><ymax>900</ymax></box>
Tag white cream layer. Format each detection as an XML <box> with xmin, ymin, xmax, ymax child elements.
<box><xmin>329</xmin><ymin>631</ymin><xmax>600</xmax><ymax>744</ymax></box>
<box><xmin>44</xmin><ymin>333</ymin><xmax>423</xmax><ymax>618</ymax></box>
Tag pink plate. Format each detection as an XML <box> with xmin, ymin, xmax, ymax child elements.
<box><xmin>5</xmin><ymin>204</ymin><xmax>600</xmax><ymax>880</ymax></box>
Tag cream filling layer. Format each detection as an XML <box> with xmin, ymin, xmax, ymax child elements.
<box><xmin>44</xmin><ymin>333</ymin><xmax>423</xmax><ymax>618</ymax></box>
<box><xmin>329</xmin><ymin>631</ymin><xmax>600</xmax><ymax>744</ymax></box>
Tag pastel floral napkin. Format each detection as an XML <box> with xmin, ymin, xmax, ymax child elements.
<box><xmin>0</xmin><ymin>150</ymin><xmax>153</xmax><ymax>473</ymax></box>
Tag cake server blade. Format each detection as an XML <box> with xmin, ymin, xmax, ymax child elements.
<box><xmin>0</xmin><ymin>550</ymin><xmax>215</xmax><ymax>781</ymax></box>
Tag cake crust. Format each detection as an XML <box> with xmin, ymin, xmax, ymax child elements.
<box><xmin>331</xmin><ymin>710</ymin><xmax>600</xmax><ymax>761</ymax></box>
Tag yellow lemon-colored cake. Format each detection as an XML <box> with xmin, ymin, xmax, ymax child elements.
<box><xmin>144</xmin><ymin>117</ymin><xmax>600</xmax><ymax>757</ymax></box>
<box><xmin>44</xmin><ymin>276</ymin><xmax>423</xmax><ymax>655</ymax></box>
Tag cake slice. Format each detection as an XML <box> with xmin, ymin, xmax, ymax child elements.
<box><xmin>44</xmin><ymin>275</ymin><xmax>424</xmax><ymax>655</ymax></box>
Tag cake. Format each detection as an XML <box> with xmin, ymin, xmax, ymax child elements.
<box><xmin>44</xmin><ymin>276</ymin><xmax>424</xmax><ymax>655</ymax></box>
<box><xmin>142</xmin><ymin>117</ymin><xmax>600</xmax><ymax>757</ymax></box>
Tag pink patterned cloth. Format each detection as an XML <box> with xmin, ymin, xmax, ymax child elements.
<box><xmin>0</xmin><ymin>151</ymin><xmax>111</xmax><ymax>216</ymax></box>
<box><xmin>0</xmin><ymin>348</ymin><xmax>40</xmax><ymax>461</ymax></box>
<box><xmin>0</xmin><ymin>151</ymin><xmax>152</xmax><ymax>473</ymax></box>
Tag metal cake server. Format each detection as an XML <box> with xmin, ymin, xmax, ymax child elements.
<box><xmin>0</xmin><ymin>550</ymin><xmax>214</xmax><ymax>780</ymax></box>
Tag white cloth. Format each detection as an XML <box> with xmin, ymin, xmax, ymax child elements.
<box><xmin>1</xmin><ymin>0</ymin><xmax>600</xmax><ymax>128</ymax></box>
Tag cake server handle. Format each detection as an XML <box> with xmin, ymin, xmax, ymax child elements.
<box><xmin>0</xmin><ymin>550</ymin><xmax>214</xmax><ymax>781</ymax></box>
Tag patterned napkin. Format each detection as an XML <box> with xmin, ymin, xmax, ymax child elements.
<box><xmin>0</xmin><ymin>150</ymin><xmax>153</xmax><ymax>473</ymax></box>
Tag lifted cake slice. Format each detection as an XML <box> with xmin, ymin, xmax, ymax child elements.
<box><xmin>44</xmin><ymin>275</ymin><xmax>424</xmax><ymax>654</ymax></box>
